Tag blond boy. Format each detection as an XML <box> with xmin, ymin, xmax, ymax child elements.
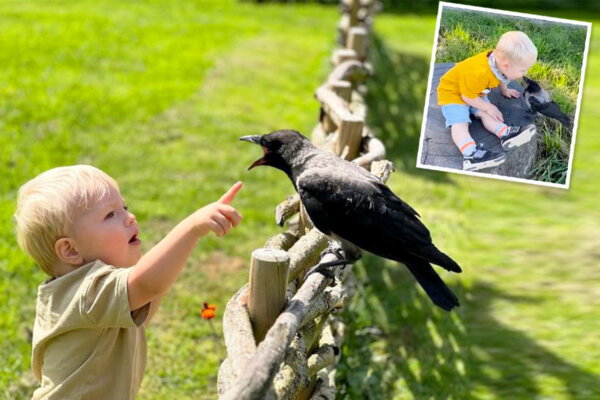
<box><xmin>437</xmin><ymin>31</ymin><xmax>538</xmax><ymax>171</ymax></box>
<box><xmin>14</xmin><ymin>165</ymin><xmax>242</xmax><ymax>399</ymax></box>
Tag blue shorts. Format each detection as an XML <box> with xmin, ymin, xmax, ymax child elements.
<box><xmin>440</xmin><ymin>97</ymin><xmax>490</xmax><ymax>128</ymax></box>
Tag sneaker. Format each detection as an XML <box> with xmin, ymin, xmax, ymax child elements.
<box><xmin>500</xmin><ymin>124</ymin><xmax>537</xmax><ymax>150</ymax></box>
<box><xmin>463</xmin><ymin>144</ymin><xmax>506</xmax><ymax>171</ymax></box>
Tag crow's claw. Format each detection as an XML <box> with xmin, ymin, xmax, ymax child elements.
<box><xmin>305</xmin><ymin>259</ymin><xmax>350</xmax><ymax>280</ymax></box>
<box><xmin>320</xmin><ymin>243</ymin><xmax>345</xmax><ymax>260</ymax></box>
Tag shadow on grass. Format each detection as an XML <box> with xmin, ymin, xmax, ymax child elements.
<box><xmin>465</xmin><ymin>282</ymin><xmax>599</xmax><ymax>399</ymax></box>
<box><xmin>337</xmin><ymin>254</ymin><xmax>468</xmax><ymax>399</ymax></box>
<box><xmin>337</xmin><ymin>254</ymin><xmax>599</xmax><ymax>399</ymax></box>
<box><xmin>365</xmin><ymin>34</ymin><xmax>453</xmax><ymax>184</ymax></box>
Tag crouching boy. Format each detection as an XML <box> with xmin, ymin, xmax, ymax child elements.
<box><xmin>437</xmin><ymin>31</ymin><xmax>538</xmax><ymax>171</ymax></box>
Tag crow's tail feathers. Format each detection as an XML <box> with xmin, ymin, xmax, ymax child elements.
<box><xmin>405</xmin><ymin>262</ymin><xmax>460</xmax><ymax>311</ymax></box>
<box><xmin>427</xmin><ymin>246</ymin><xmax>462</xmax><ymax>273</ymax></box>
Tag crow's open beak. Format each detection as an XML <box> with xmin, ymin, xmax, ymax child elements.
<box><xmin>239</xmin><ymin>135</ymin><xmax>262</xmax><ymax>144</ymax></box>
<box><xmin>240</xmin><ymin>135</ymin><xmax>267</xmax><ymax>170</ymax></box>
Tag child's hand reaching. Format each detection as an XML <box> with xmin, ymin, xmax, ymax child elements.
<box><xmin>484</xmin><ymin>104</ymin><xmax>504</xmax><ymax>122</ymax></box>
<box><xmin>194</xmin><ymin>182</ymin><xmax>243</xmax><ymax>237</ymax></box>
<box><xmin>501</xmin><ymin>87</ymin><xmax>520</xmax><ymax>99</ymax></box>
<box><xmin>128</xmin><ymin>181</ymin><xmax>243</xmax><ymax>316</ymax></box>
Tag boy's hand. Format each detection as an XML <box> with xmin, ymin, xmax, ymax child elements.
<box><xmin>194</xmin><ymin>182</ymin><xmax>243</xmax><ymax>237</ymax></box>
<box><xmin>484</xmin><ymin>104</ymin><xmax>504</xmax><ymax>122</ymax></box>
<box><xmin>501</xmin><ymin>87</ymin><xmax>520</xmax><ymax>99</ymax></box>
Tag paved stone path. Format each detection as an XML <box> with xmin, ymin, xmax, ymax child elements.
<box><xmin>420</xmin><ymin>63</ymin><xmax>537</xmax><ymax>178</ymax></box>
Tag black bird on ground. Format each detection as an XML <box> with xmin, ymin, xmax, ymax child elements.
<box><xmin>523</xmin><ymin>76</ymin><xmax>571</xmax><ymax>129</ymax></box>
<box><xmin>241</xmin><ymin>130</ymin><xmax>462</xmax><ymax>311</ymax></box>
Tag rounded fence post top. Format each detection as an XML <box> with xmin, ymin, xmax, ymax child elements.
<box><xmin>252</xmin><ymin>248</ymin><xmax>290</xmax><ymax>263</ymax></box>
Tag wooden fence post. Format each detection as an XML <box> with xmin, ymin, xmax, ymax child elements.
<box><xmin>347</xmin><ymin>26</ymin><xmax>368</xmax><ymax>61</ymax></box>
<box><xmin>248</xmin><ymin>248</ymin><xmax>290</xmax><ymax>343</ymax></box>
<box><xmin>347</xmin><ymin>0</ymin><xmax>360</xmax><ymax>27</ymax></box>
<box><xmin>321</xmin><ymin>81</ymin><xmax>352</xmax><ymax>135</ymax></box>
<box><xmin>336</xmin><ymin>116</ymin><xmax>364</xmax><ymax>160</ymax></box>
<box><xmin>330</xmin><ymin>80</ymin><xmax>352</xmax><ymax>102</ymax></box>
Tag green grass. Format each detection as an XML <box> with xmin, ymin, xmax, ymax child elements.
<box><xmin>0</xmin><ymin>1</ymin><xmax>336</xmax><ymax>398</ymax></box>
<box><xmin>1</xmin><ymin>2</ymin><xmax>600</xmax><ymax>400</ymax></box>
<box><xmin>435</xmin><ymin>7</ymin><xmax>588</xmax><ymax>184</ymax></box>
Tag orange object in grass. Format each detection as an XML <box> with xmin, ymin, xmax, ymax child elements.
<box><xmin>202</xmin><ymin>302</ymin><xmax>217</xmax><ymax>320</ymax></box>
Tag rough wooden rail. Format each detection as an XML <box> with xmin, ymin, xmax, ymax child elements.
<box><xmin>218</xmin><ymin>1</ymin><xmax>383</xmax><ymax>398</ymax></box>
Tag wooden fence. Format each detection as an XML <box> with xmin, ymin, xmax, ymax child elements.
<box><xmin>217</xmin><ymin>1</ymin><xmax>386</xmax><ymax>398</ymax></box>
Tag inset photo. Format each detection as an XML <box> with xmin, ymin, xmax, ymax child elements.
<box><xmin>417</xmin><ymin>2</ymin><xmax>591</xmax><ymax>188</ymax></box>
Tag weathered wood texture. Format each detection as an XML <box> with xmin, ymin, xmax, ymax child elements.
<box><xmin>347</xmin><ymin>26</ymin><xmax>368</xmax><ymax>60</ymax></box>
<box><xmin>219</xmin><ymin>252</ymin><xmax>347</xmax><ymax>400</ymax></box>
<box><xmin>248</xmin><ymin>249</ymin><xmax>290</xmax><ymax>343</ymax></box>
<box><xmin>275</xmin><ymin>195</ymin><xmax>301</xmax><ymax>227</ymax></box>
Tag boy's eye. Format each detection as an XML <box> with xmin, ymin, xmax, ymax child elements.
<box><xmin>104</xmin><ymin>211</ymin><xmax>115</xmax><ymax>220</ymax></box>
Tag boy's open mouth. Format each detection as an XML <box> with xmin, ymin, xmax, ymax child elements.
<box><xmin>128</xmin><ymin>233</ymin><xmax>140</xmax><ymax>245</ymax></box>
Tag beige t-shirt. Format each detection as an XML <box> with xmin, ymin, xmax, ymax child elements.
<box><xmin>31</xmin><ymin>260</ymin><xmax>150</xmax><ymax>399</ymax></box>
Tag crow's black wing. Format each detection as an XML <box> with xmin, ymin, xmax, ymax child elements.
<box><xmin>297</xmin><ymin>167</ymin><xmax>460</xmax><ymax>310</ymax></box>
<box><xmin>528</xmin><ymin>96</ymin><xmax>543</xmax><ymax>114</ymax></box>
<box><xmin>296</xmin><ymin>167</ymin><xmax>460</xmax><ymax>272</ymax></box>
<box><xmin>529</xmin><ymin>97</ymin><xmax>571</xmax><ymax>128</ymax></box>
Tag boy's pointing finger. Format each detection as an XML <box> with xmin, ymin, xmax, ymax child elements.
<box><xmin>219</xmin><ymin>181</ymin><xmax>243</xmax><ymax>205</ymax></box>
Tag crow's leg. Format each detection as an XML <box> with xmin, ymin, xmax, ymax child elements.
<box><xmin>331</xmin><ymin>237</ymin><xmax>362</xmax><ymax>263</ymax></box>
<box><xmin>306</xmin><ymin>259</ymin><xmax>350</xmax><ymax>280</ymax></box>
<box><xmin>306</xmin><ymin>241</ymin><xmax>357</xmax><ymax>279</ymax></box>
<box><xmin>320</xmin><ymin>241</ymin><xmax>345</xmax><ymax>260</ymax></box>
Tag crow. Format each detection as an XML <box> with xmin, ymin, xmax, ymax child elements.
<box><xmin>241</xmin><ymin>130</ymin><xmax>461</xmax><ymax>311</ymax></box>
<box><xmin>523</xmin><ymin>76</ymin><xmax>571</xmax><ymax>129</ymax></box>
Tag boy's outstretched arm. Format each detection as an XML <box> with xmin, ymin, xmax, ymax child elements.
<box><xmin>127</xmin><ymin>182</ymin><xmax>243</xmax><ymax>314</ymax></box>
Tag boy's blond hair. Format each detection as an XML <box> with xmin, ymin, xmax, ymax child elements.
<box><xmin>14</xmin><ymin>165</ymin><xmax>118</xmax><ymax>276</ymax></box>
<box><xmin>495</xmin><ymin>31</ymin><xmax>537</xmax><ymax>63</ymax></box>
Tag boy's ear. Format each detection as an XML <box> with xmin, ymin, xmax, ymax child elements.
<box><xmin>55</xmin><ymin>238</ymin><xmax>84</xmax><ymax>266</ymax></box>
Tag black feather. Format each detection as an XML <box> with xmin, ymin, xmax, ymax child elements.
<box><xmin>405</xmin><ymin>262</ymin><xmax>459</xmax><ymax>311</ymax></box>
